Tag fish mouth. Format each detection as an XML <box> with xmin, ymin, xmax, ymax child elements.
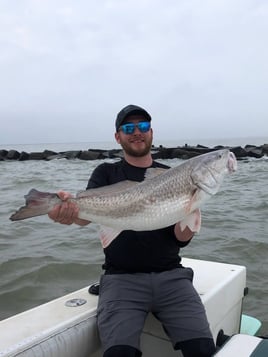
<box><xmin>228</xmin><ymin>152</ymin><xmax>237</xmax><ymax>172</ymax></box>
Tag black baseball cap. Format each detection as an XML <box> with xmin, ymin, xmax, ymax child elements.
<box><xmin>115</xmin><ymin>104</ymin><xmax>151</xmax><ymax>132</ymax></box>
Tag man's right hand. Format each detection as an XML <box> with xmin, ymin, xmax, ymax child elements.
<box><xmin>48</xmin><ymin>191</ymin><xmax>90</xmax><ymax>226</ymax></box>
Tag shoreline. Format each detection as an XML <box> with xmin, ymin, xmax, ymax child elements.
<box><xmin>1</xmin><ymin>143</ymin><xmax>267</xmax><ymax>161</ymax></box>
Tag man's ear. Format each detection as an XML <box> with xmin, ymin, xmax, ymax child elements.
<box><xmin>115</xmin><ymin>132</ymin><xmax>120</xmax><ymax>144</ymax></box>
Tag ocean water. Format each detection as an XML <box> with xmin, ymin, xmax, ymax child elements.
<box><xmin>0</xmin><ymin>139</ymin><xmax>267</xmax><ymax>336</ymax></box>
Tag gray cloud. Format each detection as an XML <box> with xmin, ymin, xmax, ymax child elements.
<box><xmin>0</xmin><ymin>0</ymin><xmax>267</xmax><ymax>144</ymax></box>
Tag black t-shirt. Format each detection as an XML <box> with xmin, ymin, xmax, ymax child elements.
<box><xmin>86</xmin><ymin>159</ymin><xmax>190</xmax><ymax>274</ymax></box>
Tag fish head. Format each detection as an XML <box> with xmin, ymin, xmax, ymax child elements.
<box><xmin>191</xmin><ymin>149</ymin><xmax>237</xmax><ymax>195</ymax></box>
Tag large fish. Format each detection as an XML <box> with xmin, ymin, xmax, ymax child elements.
<box><xmin>10</xmin><ymin>149</ymin><xmax>237</xmax><ymax>247</ymax></box>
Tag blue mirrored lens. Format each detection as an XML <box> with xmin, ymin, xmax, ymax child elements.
<box><xmin>120</xmin><ymin>122</ymin><xmax>150</xmax><ymax>134</ymax></box>
<box><xmin>138</xmin><ymin>122</ymin><xmax>151</xmax><ymax>132</ymax></box>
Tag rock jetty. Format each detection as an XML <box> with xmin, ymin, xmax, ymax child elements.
<box><xmin>0</xmin><ymin>144</ymin><xmax>267</xmax><ymax>162</ymax></box>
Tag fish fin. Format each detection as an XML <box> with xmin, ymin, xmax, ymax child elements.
<box><xmin>76</xmin><ymin>181</ymin><xmax>138</xmax><ymax>198</ymax></box>
<box><xmin>10</xmin><ymin>189</ymin><xmax>60</xmax><ymax>221</ymax></box>
<box><xmin>144</xmin><ymin>167</ymin><xmax>168</xmax><ymax>180</ymax></box>
<box><xmin>99</xmin><ymin>225</ymin><xmax>122</xmax><ymax>248</ymax></box>
<box><xmin>179</xmin><ymin>209</ymin><xmax>201</xmax><ymax>233</ymax></box>
<box><xmin>184</xmin><ymin>188</ymin><xmax>201</xmax><ymax>214</ymax></box>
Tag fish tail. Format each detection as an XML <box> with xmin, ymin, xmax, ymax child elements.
<box><xmin>9</xmin><ymin>189</ymin><xmax>60</xmax><ymax>221</ymax></box>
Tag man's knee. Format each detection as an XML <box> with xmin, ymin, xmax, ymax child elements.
<box><xmin>103</xmin><ymin>345</ymin><xmax>142</xmax><ymax>357</ymax></box>
<box><xmin>176</xmin><ymin>337</ymin><xmax>216</xmax><ymax>357</ymax></box>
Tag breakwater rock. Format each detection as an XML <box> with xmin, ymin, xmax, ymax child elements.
<box><xmin>0</xmin><ymin>144</ymin><xmax>267</xmax><ymax>162</ymax></box>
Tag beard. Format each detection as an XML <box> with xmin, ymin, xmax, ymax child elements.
<box><xmin>120</xmin><ymin>136</ymin><xmax>153</xmax><ymax>157</ymax></box>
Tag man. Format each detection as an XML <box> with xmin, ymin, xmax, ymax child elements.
<box><xmin>48</xmin><ymin>105</ymin><xmax>216</xmax><ymax>357</ymax></box>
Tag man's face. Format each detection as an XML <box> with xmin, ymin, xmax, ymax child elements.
<box><xmin>115</xmin><ymin>115</ymin><xmax>153</xmax><ymax>157</ymax></box>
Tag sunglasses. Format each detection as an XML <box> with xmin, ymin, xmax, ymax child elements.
<box><xmin>119</xmin><ymin>121</ymin><xmax>151</xmax><ymax>135</ymax></box>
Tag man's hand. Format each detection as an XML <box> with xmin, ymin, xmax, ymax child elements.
<box><xmin>48</xmin><ymin>191</ymin><xmax>90</xmax><ymax>226</ymax></box>
<box><xmin>174</xmin><ymin>209</ymin><xmax>201</xmax><ymax>242</ymax></box>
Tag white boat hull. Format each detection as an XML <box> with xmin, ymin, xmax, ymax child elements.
<box><xmin>0</xmin><ymin>258</ymin><xmax>248</xmax><ymax>356</ymax></box>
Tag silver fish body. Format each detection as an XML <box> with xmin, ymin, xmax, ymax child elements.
<box><xmin>10</xmin><ymin>149</ymin><xmax>237</xmax><ymax>233</ymax></box>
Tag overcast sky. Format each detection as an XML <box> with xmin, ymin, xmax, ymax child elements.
<box><xmin>0</xmin><ymin>0</ymin><xmax>267</xmax><ymax>145</ymax></box>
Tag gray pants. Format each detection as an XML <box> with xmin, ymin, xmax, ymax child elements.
<box><xmin>97</xmin><ymin>267</ymin><xmax>213</xmax><ymax>353</ymax></box>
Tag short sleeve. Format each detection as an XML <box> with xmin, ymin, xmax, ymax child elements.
<box><xmin>86</xmin><ymin>163</ymin><xmax>110</xmax><ymax>189</ymax></box>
